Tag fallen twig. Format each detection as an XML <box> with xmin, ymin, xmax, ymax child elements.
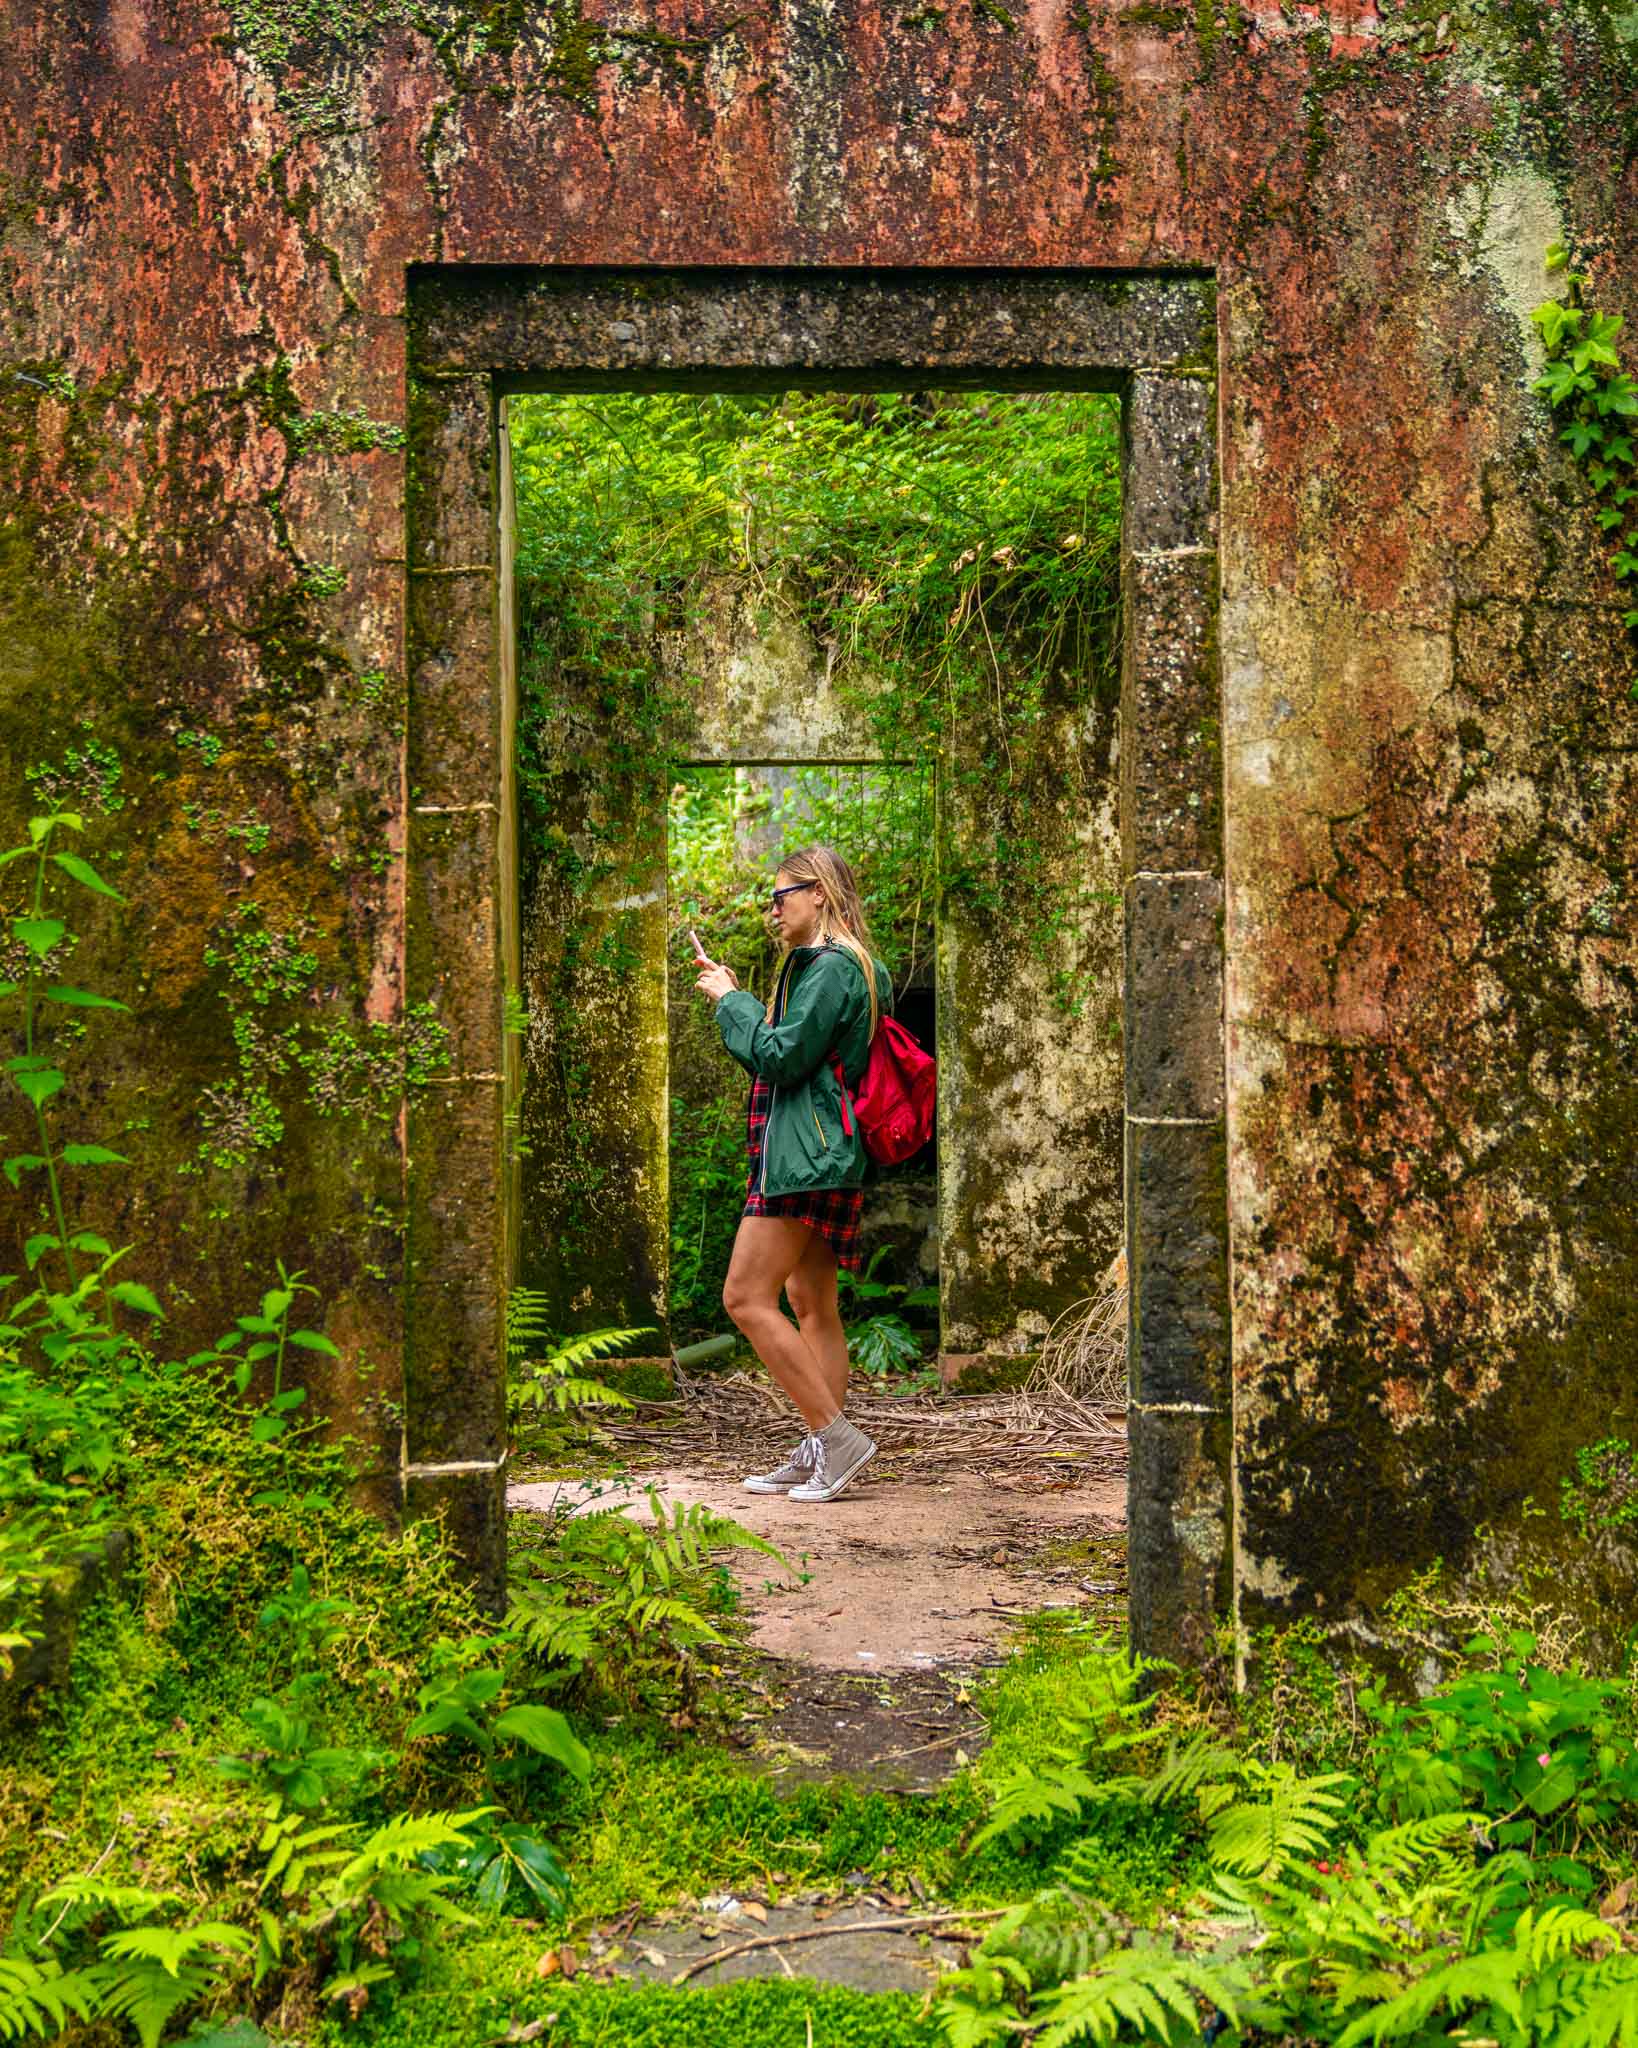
<box><xmin>669</xmin><ymin>1908</ymin><xmax>1009</xmax><ymax>1985</ymax></box>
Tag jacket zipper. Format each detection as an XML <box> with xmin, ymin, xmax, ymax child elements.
<box><xmin>759</xmin><ymin>958</ymin><xmax>792</xmax><ymax>1195</ymax></box>
<box><xmin>811</xmin><ymin>1105</ymin><xmax>828</xmax><ymax>1151</ymax></box>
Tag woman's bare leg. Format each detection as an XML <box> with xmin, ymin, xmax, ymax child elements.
<box><xmin>783</xmin><ymin>1231</ymin><xmax>849</xmax><ymax>1416</ymax></box>
<box><xmin>723</xmin><ymin>1217</ymin><xmax>840</xmax><ymax>1433</ymax></box>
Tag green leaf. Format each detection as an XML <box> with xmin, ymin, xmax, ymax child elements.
<box><xmin>44</xmin><ymin>984</ymin><xmax>129</xmax><ymax>1011</ymax></box>
<box><xmin>288</xmin><ymin>1329</ymin><xmax>340</xmax><ymax>1356</ymax></box>
<box><xmin>474</xmin><ymin>1852</ymin><xmax>509</xmax><ymax>1911</ymax></box>
<box><xmin>3</xmin><ymin>1154</ymin><xmax>47</xmax><ymax>1187</ymax></box>
<box><xmin>69</xmin><ymin>1231</ymin><xmax>112</xmax><ymax>1255</ymax></box>
<box><xmin>24</xmin><ymin>1233</ymin><xmax>62</xmax><ymax>1269</ymax></box>
<box><xmin>51</xmin><ymin>850</ymin><xmax>124</xmax><ymax>900</ymax></box>
<box><xmin>60</xmin><ymin>1143</ymin><xmax>131</xmax><ymax>1166</ymax></box>
<box><xmin>250</xmin><ymin>1416</ymin><xmax>288</xmax><ymax>1443</ymax></box>
<box><xmin>109</xmin><ymin>1281</ymin><xmax>163</xmax><ymax>1317</ymax></box>
<box><xmin>12</xmin><ymin>1063</ymin><xmax>65</xmax><ymax>1106</ymax></box>
<box><xmin>12</xmin><ymin>916</ymin><xmax>65</xmax><ymax>958</ymax></box>
<box><xmin>491</xmin><ymin>1704</ymin><xmax>591</xmax><ymax>1780</ymax></box>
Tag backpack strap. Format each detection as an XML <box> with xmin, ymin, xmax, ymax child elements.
<box><xmin>830</xmin><ymin>1057</ymin><xmax>855</xmax><ymax>1138</ymax></box>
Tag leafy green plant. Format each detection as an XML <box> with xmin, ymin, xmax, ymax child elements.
<box><xmin>1362</xmin><ymin>1630</ymin><xmax>1638</xmax><ymax>1873</ymax></box>
<box><xmin>1532</xmin><ymin>242</ymin><xmax>1638</xmax><ymax>657</ymax></box>
<box><xmin>184</xmin><ymin>1265</ymin><xmax>341</xmax><ymax>1509</ymax></box>
<box><xmin>508</xmin><ymin>1487</ymin><xmax>786</xmax><ymax>1706</ymax></box>
<box><xmin>848</xmin><ymin>1312</ymin><xmax>923</xmax><ymax>1381</ymax></box>
<box><xmin>505</xmin><ymin>1290</ymin><xmax>647</xmax><ymax>1420</ymax></box>
<box><xmin>0</xmin><ymin>803</ymin><xmax>159</xmax><ymax>1670</ymax></box>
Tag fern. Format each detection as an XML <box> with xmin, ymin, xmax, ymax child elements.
<box><xmin>1550</xmin><ymin>1954</ymin><xmax>1638</xmax><ymax>2048</ymax></box>
<box><xmin>95</xmin><ymin>1923</ymin><xmax>253</xmax><ymax>2048</ymax></box>
<box><xmin>0</xmin><ymin>1955</ymin><xmax>99</xmax><ymax>2043</ymax></box>
<box><xmin>1332</xmin><ymin>1945</ymin><xmax>1527</xmax><ymax>2048</ymax></box>
<box><xmin>1025</xmin><ymin>1940</ymin><xmax>1248</xmax><ymax>2047</ymax></box>
<box><xmin>968</xmin><ymin>1643</ymin><xmax>1172</xmax><ymax>1854</ymax></box>
<box><xmin>505</xmin><ymin>1294</ymin><xmax>650</xmax><ymax>1416</ymax></box>
<box><xmin>1205</xmin><ymin>1764</ymin><xmax>1353</xmax><ymax>1880</ymax></box>
<box><xmin>509</xmin><ymin>1489</ymin><xmax>786</xmax><ymax>1699</ymax></box>
<box><xmin>1517</xmin><ymin>1904</ymin><xmax>1622</xmax><ymax>1968</ymax></box>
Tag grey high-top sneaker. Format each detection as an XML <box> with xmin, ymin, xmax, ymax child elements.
<box><xmin>788</xmin><ymin>1415</ymin><xmax>877</xmax><ymax>1502</ymax></box>
<box><xmin>744</xmin><ymin>1437</ymin><xmax>817</xmax><ymax>1495</ymax></box>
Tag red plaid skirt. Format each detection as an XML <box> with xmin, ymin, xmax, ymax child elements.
<box><xmin>742</xmin><ymin>1076</ymin><xmax>865</xmax><ymax>1270</ymax></box>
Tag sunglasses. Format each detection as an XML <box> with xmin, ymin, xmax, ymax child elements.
<box><xmin>768</xmin><ymin>881</ymin><xmax>818</xmax><ymax>910</ymax></box>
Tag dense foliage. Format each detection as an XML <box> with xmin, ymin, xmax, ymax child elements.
<box><xmin>509</xmin><ymin>386</ymin><xmax>1121</xmax><ymax>925</ymax></box>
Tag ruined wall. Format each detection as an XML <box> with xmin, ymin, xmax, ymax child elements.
<box><xmin>3</xmin><ymin>0</ymin><xmax>1635</xmax><ymax>1641</ymax></box>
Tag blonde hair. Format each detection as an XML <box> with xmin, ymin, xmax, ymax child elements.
<box><xmin>768</xmin><ymin>845</ymin><xmax>881</xmax><ymax>1038</ymax></box>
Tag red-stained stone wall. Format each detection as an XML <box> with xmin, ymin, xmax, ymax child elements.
<box><xmin>3</xmin><ymin>0</ymin><xmax>1635</xmax><ymax>1647</ymax></box>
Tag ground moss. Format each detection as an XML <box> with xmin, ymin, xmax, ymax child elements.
<box><xmin>319</xmin><ymin>1966</ymin><xmax>943</xmax><ymax>2048</ymax></box>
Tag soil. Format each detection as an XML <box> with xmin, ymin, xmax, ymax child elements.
<box><xmin>508</xmin><ymin>1462</ymin><xmax>1126</xmax><ymax>1671</ymax></box>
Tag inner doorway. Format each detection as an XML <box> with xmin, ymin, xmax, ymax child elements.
<box><xmin>667</xmin><ymin>760</ymin><xmax>940</xmax><ymax>1360</ymax></box>
<box><xmin>507</xmin><ymin>385</ymin><xmax>1126</xmax><ymax>1371</ymax></box>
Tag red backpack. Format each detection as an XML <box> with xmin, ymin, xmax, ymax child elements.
<box><xmin>832</xmin><ymin>1016</ymin><xmax>937</xmax><ymax>1166</ymax></box>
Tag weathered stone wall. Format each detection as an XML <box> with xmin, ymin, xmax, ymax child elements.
<box><xmin>3</xmin><ymin>0</ymin><xmax>1635</xmax><ymax>1649</ymax></box>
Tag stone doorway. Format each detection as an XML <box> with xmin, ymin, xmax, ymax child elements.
<box><xmin>405</xmin><ymin>268</ymin><xmax>1227</xmax><ymax>1662</ymax></box>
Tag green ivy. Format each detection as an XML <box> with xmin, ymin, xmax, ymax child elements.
<box><xmin>1531</xmin><ymin>242</ymin><xmax>1638</xmax><ymax>673</ymax></box>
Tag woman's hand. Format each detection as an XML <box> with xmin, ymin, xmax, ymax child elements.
<box><xmin>696</xmin><ymin>963</ymin><xmax>739</xmax><ymax>1002</ymax></box>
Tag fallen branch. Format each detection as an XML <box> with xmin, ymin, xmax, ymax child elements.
<box><xmin>668</xmin><ymin>1907</ymin><xmax>1009</xmax><ymax>1985</ymax></box>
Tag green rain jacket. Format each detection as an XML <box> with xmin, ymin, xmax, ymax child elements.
<box><xmin>716</xmin><ymin>941</ymin><xmax>893</xmax><ymax>1197</ymax></box>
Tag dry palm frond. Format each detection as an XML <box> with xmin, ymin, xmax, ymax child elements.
<box><xmin>1028</xmin><ymin>1250</ymin><xmax>1127</xmax><ymax>1408</ymax></box>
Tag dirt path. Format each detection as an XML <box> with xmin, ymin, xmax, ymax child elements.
<box><xmin>510</xmin><ymin>1461</ymin><xmax>1125</xmax><ymax>1670</ymax></box>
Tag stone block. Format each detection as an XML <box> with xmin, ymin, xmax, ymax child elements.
<box><xmin>1122</xmin><ymin>549</ymin><xmax>1220</xmax><ymax>873</ymax></box>
<box><xmin>408</xmin><ymin>570</ymin><xmax>501</xmax><ymax>808</ymax></box>
<box><xmin>405</xmin><ymin>807</ymin><xmax>503</xmax><ymax>1074</ymax></box>
<box><xmin>1125</xmin><ymin>374</ymin><xmax>1217</xmax><ymax>554</ymax></box>
<box><xmin>1127</xmin><ymin>1408</ymin><xmax>1230</xmax><ymax>1665</ymax></box>
<box><xmin>405</xmin><ymin>1466</ymin><xmax>508</xmax><ymax>1612</ymax></box>
<box><xmin>1126</xmin><ymin>1118</ymin><xmax>1229</xmax><ymax>1407</ymax></box>
<box><xmin>1124</xmin><ymin>874</ymin><xmax>1224</xmax><ymax>1120</ymax></box>
<box><xmin>405</xmin><ymin>1081</ymin><xmax>507</xmax><ymax>1467</ymax></box>
<box><xmin>404</xmin><ymin>1272</ymin><xmax>508</xmax><ymax>1464</ymax></box>
<box><xmin>406</xmin><ymin>1078</ymin><xmax>507</xmax><ymax>1285</ymax></box>
<box><xmin>408</xmin><ymin>376</ymin><xmax>496</xmax><ymax>571</ymax></box>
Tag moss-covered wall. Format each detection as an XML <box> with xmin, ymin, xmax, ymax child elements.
<box><xmin>4</xmin><ymin>0</ymin><xmax>1635</xmax><ymax>1633</ymax></box>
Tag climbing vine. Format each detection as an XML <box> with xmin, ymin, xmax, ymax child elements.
<box><xmin>1532</xmin><ymin>242</ymin><xmax>1638</xmax><ymax>663</ymax></box>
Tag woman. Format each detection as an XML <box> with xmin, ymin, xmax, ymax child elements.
<box><xmin>694</xmin><ymin>845</ymin><xmax>889</xmax><ymax>1504</ymax></box>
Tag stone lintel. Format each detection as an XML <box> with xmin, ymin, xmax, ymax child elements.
<box><xmin>411</xmin><ymin>269</ymin><xmax>1216</xmax><ymax>384</ymax></box>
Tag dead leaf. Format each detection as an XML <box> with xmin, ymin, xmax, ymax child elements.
<box><xmin>558</xmin><ymin>1947</ymin><xmax>580</xmax><ymax>1978</ymax></box>
<box><xmin>741</xmin><ymin>1900</ymin><xmax>769</xmax><ymax>1924</ymax></box>
<box><xmin>535</xmin><ymin>1951</ymin><xmax>560</xmax><ymax>1980</ymax></box>
<box><xmin>1600</xmin><ymin>1878</ymin><xmax>1634</xmax><ymax>1922</ymax></box>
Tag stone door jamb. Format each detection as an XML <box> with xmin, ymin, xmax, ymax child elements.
<box><xmin>403</xmin><ymin>266</ymin><xmax>1229</xmax><ymax>1658</ymax></box>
